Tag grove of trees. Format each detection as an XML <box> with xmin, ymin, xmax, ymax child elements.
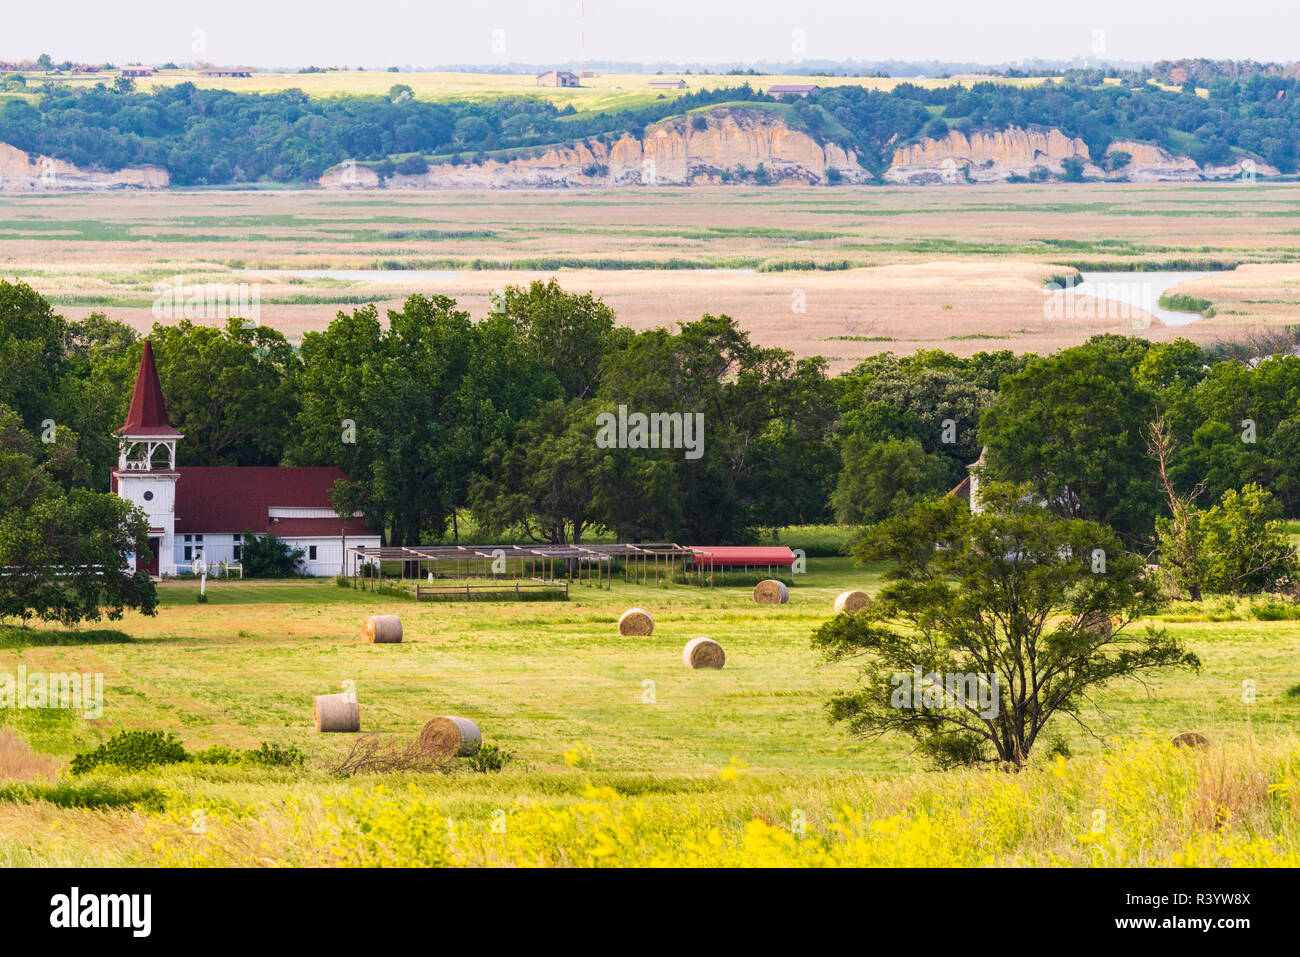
<box><xmin>0</xmin><ymin>278</ymin><xmax>1296</xmax><ymax>622</ymax></box>
<box><xmin>4</xmin><ymin>73</ymin><xmax>1300</xmax><ymax>184</ymax></box>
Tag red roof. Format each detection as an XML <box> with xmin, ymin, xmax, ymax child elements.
<box><xmin>689</xmin><ymin>546</ymin><xmax>796</xmax><ymax>567</ymax></box>
<box><xmin>266</xmin><ymin>517</ymin><xmax>378</xmax><ymax>537</ymax></box>
<box><xmin>119</xmin><ymin>341</ymin><xmax>181</xmax><ymax>436</ymax></box>
<box><xmin>173</xmin><ymin>466</ymin><xmax>378</xmax><ymax>536</ymax></box>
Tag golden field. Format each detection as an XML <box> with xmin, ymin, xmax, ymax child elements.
<box><xmin>13</xmin><ymin>69</ymin><xmax>1054</xmax><ymax>111</ymax></box>
<box><xmin>2</xmin><ymin>182</ymin><xmax>1299</xmax><ymax>369</ymax></box>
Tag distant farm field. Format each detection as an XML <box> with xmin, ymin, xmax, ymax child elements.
<box><xmin>1</xmin><ymin>553</ymin><xmax>1297</xmax><ymax>866</ymax></box>
<box><xmin>12</xmin><ymin>69</ymin><xmax>1055</xmax><ymax>112</ymax></box>
<box><xmin>4</xmin><ymin>182</ymin><xmax>1300</xmax><ymax>369</ymax></box>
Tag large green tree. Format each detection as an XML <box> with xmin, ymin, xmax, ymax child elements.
<box><xmin>597</xmin><ymin>315</ymin><xmax>836</xmax><ymax>541</ymax></box>
<box><xmin>147</xmin><ymin>319</ymin><xmax>301</xmax><ymax>466</ymax></box>
<box><xmin>0</xmin><ymin>405</ymin><xmax>156</xmax><ymax>625</ymax></box>
<box><xmin>979</xmin><ymin>337</ymin><xmax>1162</xmax><ymax>545</ymax></box>
<box><xmin>295</xmin><ymin>297</ymin><xmax>554</xmax><ymax>544</ymax></box>
<box><xmin>812</xmin><ymin>487</ymin><xmax>1197</xmax><ymax>769</ymax></box>
<box><xmin>831</xmin><ymin>435</ymin><xmax>951</xmax><ymax>525</ymax></box>
<box><xmin>493</xmin><ymin>280</ymin><xmax>631</xmax><ymax>400</ymax></box>
<box><xmin>469</xmin><ymin>398</ymin><xmax>681</xmax><ymax>544</ymax></box>
<box><xmin>0</xmin><ymin>280</ymin><xmax>68</xmax><ymax>432</ymax></box>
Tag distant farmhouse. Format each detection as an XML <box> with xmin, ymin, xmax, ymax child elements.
<box><xmin>536</xmin><ymin>70</ymin><xmax>580</xmax><ymax>87</ymax></box>
<box><xmin>113</xmin><ymin>342</ymin><xmax>380</xmax><ymax>577</ymax></box>
<box><xmin>121</xmin><ymin>64</ymin><xmax>156</xmax><ymax>78</ymax></box>
<box><xmin>649</xmin><ymin>77</ymin><xmax>687</xmax><ymax>90</ymax></box>
<box><xmin>198</xmin><ymin>66</ymin><xmax>255</xmax><ymax>78</ymax></box>
<box><xmin>767</xmin><ymin>84</ymin><xmax>821</xmax><ymax>98</ymax></box>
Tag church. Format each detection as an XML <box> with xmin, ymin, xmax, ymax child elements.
<box><xmin>112</xmin><ymin>341</ymin><xmax>381</xmax><ymax>577</ymax></box>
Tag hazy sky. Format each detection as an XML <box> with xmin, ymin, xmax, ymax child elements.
<box><xmin>2</xmin><ymin>1</ymin><xmax>1296</xmax><ymax>68</ymax></box>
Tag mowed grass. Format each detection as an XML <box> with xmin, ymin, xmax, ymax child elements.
<box><xmin>1</xmin><ymin>553</ymin><xmax>1298</xmax><ymax>866</ymax></box>
<box><xmin>3</xmin><ymin>556</ymin><xmax>1297</xmax><ymax>776</ymax></box>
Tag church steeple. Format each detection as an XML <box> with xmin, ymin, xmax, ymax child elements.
<box><xmin>120</xmin><ymin>340</ymin><xmax>180</xmax><ymax>437</ymax></box>
<box><xmin>117</xmin><ymin>340</ymin><xmax>182</xmax><ymax>473</ymax></box>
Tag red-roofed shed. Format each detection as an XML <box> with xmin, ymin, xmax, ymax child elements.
<box><xmin>689</xmin><ymin>546</ymin><xmax>797</xmax><ymax>568</ymax></box>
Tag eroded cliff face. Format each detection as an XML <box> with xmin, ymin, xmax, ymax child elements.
<box><xmin>886</xmin><ymin>128</ymin><xmax>1103</xmax><ymax>183</ymax></box>
<box><xmin>0</xmin><ymin>142</ymin><xmax>169</xmax><ymax>191</ymax></box>
<box><xmin>321</xmin><ymin>107</ymin><xmax>871</xmax><ymax>189</ymax></box>
<box><xmin>884</xmin><ymin>126</ymin><xmax>1277</xmax><ymax>184</ymax></box>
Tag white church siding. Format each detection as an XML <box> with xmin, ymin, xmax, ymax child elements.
<box><xmin>285</xmin><ymin>536</ymin><xmax>381</xmax><ymax>577</ymax></box>
<box><xmin>174</xmin><ymin>532</ymin><xmax>380</xmax><ymax>576</ymax></box>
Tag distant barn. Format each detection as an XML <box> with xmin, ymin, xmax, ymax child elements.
<box><xmin>649</xmin><ymin>78</ymin><xmax>687</xmax><ymax>90</ymax></box>
<box><xmin>198</xmin><ymin>66</ymin><xmax>255</xmax><ymax>78</ymax></box>
<box><xmin>768</xmin><ymin>84</ymin><xmax>820</xmax><ymax>98</ymax></box>
<box><xmin>537</xmin><ymin>70</ymin><xmax>580</xmax><ymax>87</ymax></box>
<box><xmin>121</xmin><ymin>65</ymin><xmax>156</xmax><ymax>78</ymax></box>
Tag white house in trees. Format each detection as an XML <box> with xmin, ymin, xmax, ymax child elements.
<box><xmin>113</xmin><ymin>341</ymin><xmax>381</xmax><ymax>577</ymax></box>
<box><xmin>948</xmin><ymin>447</ymin><xmax>987</xmax><ymax>514</ymax></box>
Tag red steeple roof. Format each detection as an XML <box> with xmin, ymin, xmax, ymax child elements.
<box><xmin>119</xmin><ymin>340</ymin><xmax>181</xmax><ymax>436</ymax></box>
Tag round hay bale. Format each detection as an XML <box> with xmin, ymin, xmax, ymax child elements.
<box><xmin>617</xmin><ymin>608</ymin><xmax>655</xmax><ymax>636</ymax></box>
<box><xmin>418</xmin><ymin>716</ymin><xmax>482</xmax><ymax>757</ymax></box>
<box><xmin>834</xmin><ymin>590</ymin><xmax>870</xmax><ymax>614</ymax></box>
<box><xmin>1074</xmin><ymin>611</ymin><xmax>1114</xmax><ymax>640</ymax></box>
<box><xmin>1171</xmin><ymin>731</ymin><xmax>1212</xmax><ymax>750</ymax></box>
<box><xmin>753</xmin><ymin>580</ymin><xmax>789</xmax><ymax>605</ymax></box>
<box><xmin>682</xmin><ymin>637</ymin><xmax>726</xmax><ymax>670</ymax></box>
<box><xmin>313</xmin><ymin>693</ymin><xmax>360</xmax><ymax>733</ymax></box>
<box><xmin>362</xmin><ymin>614</ymin><xmax>403</xmax><ymax>644</ymax></box>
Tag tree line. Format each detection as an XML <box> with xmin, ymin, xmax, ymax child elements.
<box><xmin>2</xmin><ymin>279</ymin><xmax>1297</xmax><ymax>623</ymax></box>
<box><xmin>3</xmin><ymin>73</ymin><xmax>1299</xmax><ymax>184</ymax></box>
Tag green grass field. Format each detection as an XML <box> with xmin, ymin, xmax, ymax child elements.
<box><xmin>1</xmin><ymin>542</ymin><xmax>1297</xmax><ymax>866</ymax></box>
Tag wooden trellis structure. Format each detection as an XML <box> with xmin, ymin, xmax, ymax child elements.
<box><xmin>345</xmin><ymin>542</ymin><xmax>696</xmax><ymax>599</ymax></box>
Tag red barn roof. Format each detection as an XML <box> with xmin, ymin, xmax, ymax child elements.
<box><xmin>173</xmin><ymin>466</ymin><xmax>377</xmax><ymax>536</ymax></box>
<box><xmin>689</xmin><ymin>545</ymin><xmax>796</xmax><ymax>568</ymax></box>
<box><xmin>119</xmin><ymin>340</ymin><xmax>181</xmax><ymax>436</ymax></box>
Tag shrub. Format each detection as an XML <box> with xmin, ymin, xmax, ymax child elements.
<box><xmin>190</xmin><ymin>745</ymin><xmax>241</xmax><ymax>765</ymax></box>
<box><xmin>468</xmin><ymin>743</ymin><xmax>514</xmax><ymax>773</ymax></box>
<box><xmin>1253</xmin><ymin>599</ymin><xmax>1300</xmax><ymax>621</ymax></box>
<box><xmin>240</xmin><ymin>532</ymin><xmax>305</xmax><ymax>578</ymax></box>
<box><xmin>1159</xmin><ymin>293</ymin><xmax>1214</xmax><ymax>315</ymax></box>
<box><xmin>69</xmin><ymin>730</ymin><xmax>188</xmax><ymax>775</ymax></box>
<box><xmin>243</xmin><ymin>741</ymin><xmax>306</xmax><ymax>768</ymax></box>
<box><xmin>396</xmin><ymin>154</ymin><xmax>429</xmax><ymax>175</ymax></box>
<box><xmin>72</xmin><ymin>732</ymin><xmax>306</xmax><ymax>775</ymax></box>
